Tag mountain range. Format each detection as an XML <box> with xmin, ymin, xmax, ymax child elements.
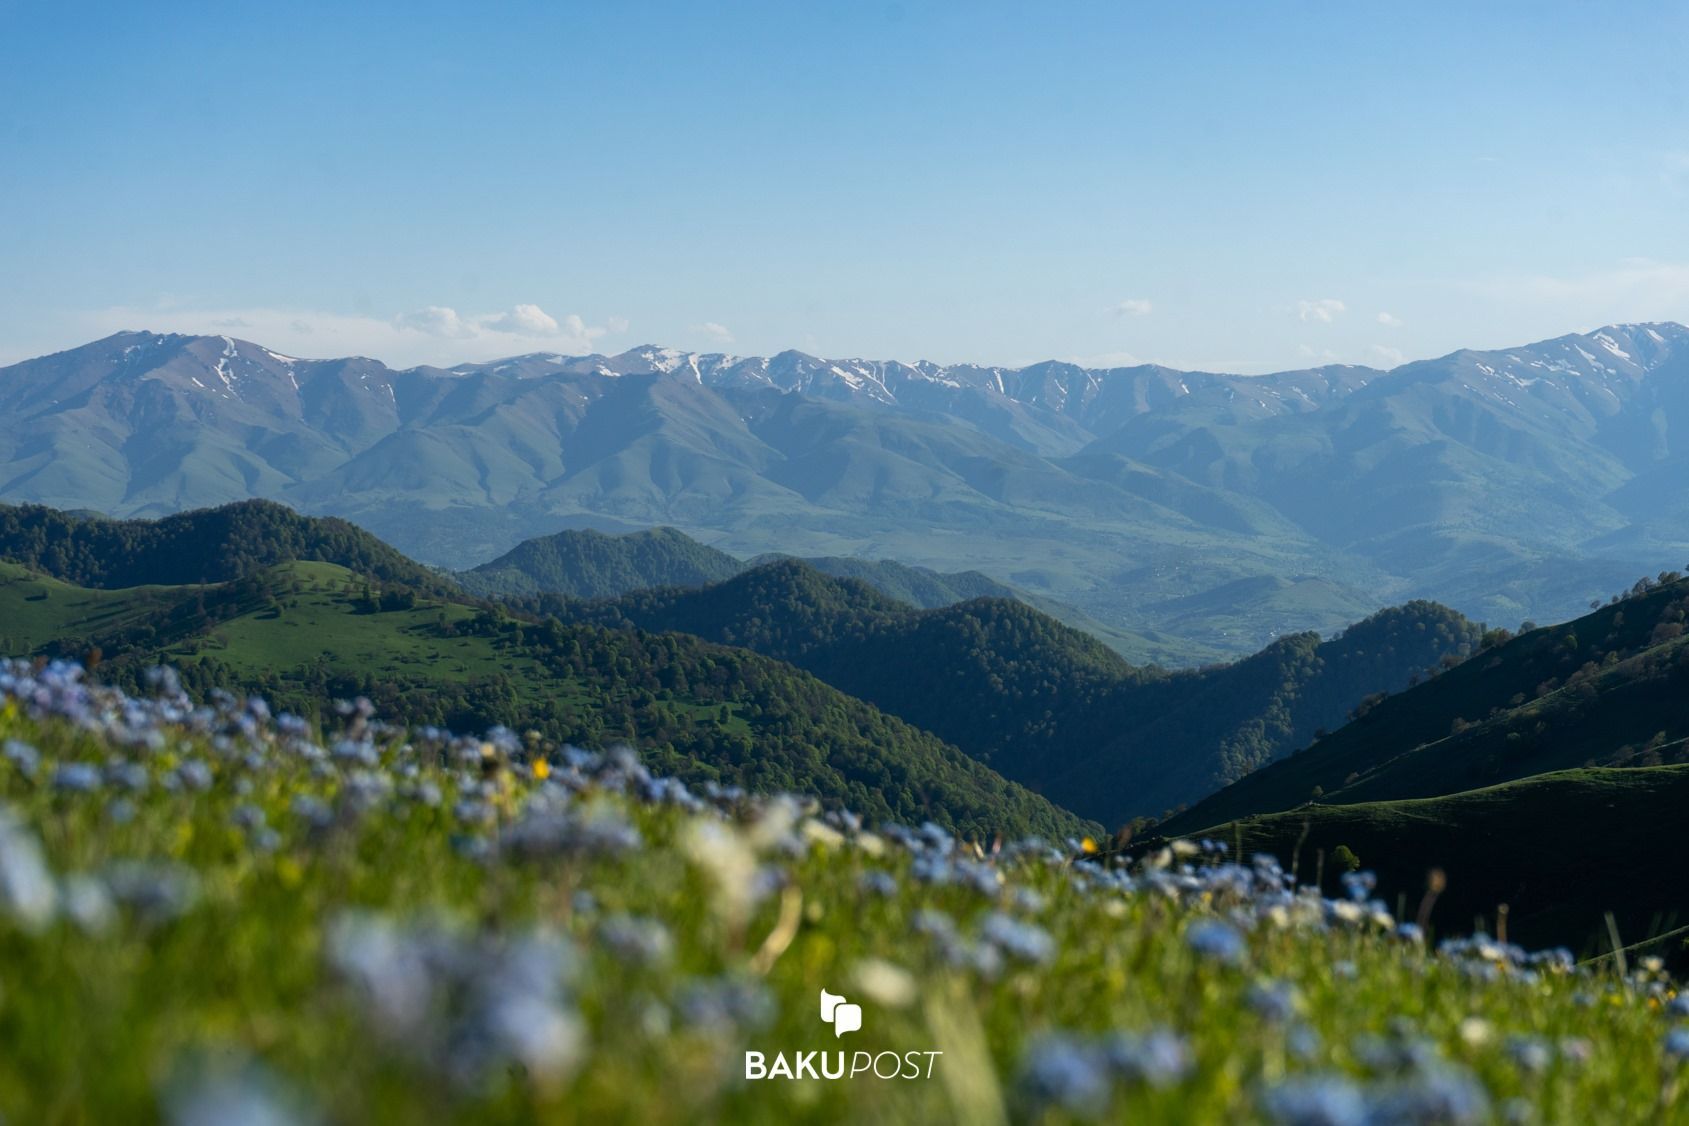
<box><xmin>4</xmin><ymin>324</ymin><xmax>1689</xmax><ymax>661</ymax></box>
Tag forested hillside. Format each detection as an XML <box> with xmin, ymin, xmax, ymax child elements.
<box><xmin>0</xmin><ymin>552</ymin><xmax>1085</xmax><ymax>841</ymax></box>
<box><xmin>528</xmin><ymin>561</ymin><xmax>1482</xmax><ymax>824</ymax></box>
<box><xmin>1162</xmin><ymin>570</ymin><xmax>1689</xmax><ymax>835</ymax></box>
<box><xmin>0</xmin><ymin>500</ymin><xmax>452</xmax><ymax>593</ymax></box>
<box><xmin>462</xmin><ymin>523</ymin><xmax>1181</xmax><ymax>659</ymax></box>
<box><xmin>756</xmin><ymin>554</ymin><xmax>1020</xmax><ymax>609</ymax></box>
<box><xmin>460</xmin><ymin>526</ymin><xmax>743</xmax><ymax>598</ymax></box>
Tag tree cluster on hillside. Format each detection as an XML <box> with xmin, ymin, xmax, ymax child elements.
<box><xmin>459</xmin><ymin>526</ymin><xmax>743</xmax><ymax>599</ymax></box>
<box><xmin>0</xmin><ymin>500</ymin><xmax>454</xmax><ymax>594</ymax></box>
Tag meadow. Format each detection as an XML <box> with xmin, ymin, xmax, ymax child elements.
<box><xmin>2</xmin><ymin>659</ymin><xmax>1688</xmax><ymax>1123</ymax></box>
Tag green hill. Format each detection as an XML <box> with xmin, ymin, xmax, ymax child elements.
<box><xmin>461</xmin><ymin>526</ymin><xmax>744</xmax><ymax>598</ymax></box>
<box><xmin>0</xmin><ymin>499</ymin><xmax>452</xmax><ymax>594</ymax></box>
<box><xmin>1168</xmin><ymin>766</ymin><xmax>1689</xmax><ymax>960</ymax></box>
<box><xmin>776</xmin><ymin>553</ymin><xmax>1195</xmax><ymax>661</ymax></box>
<box><xmin>754</xmin><ymin>553</ymin><xmax>1018</xmax><ymax>608</ymax></box>
<box><xmin>0</xmin><ymin>557</ymin><xmax>1086</xmax><ymax>840</ymax></box>
<box><xmin>1162</xmin><ymin>571</ymin><xmax>1689</xmax><ymax>836</ymax></box>
<box><xmin>532</xmin><ymin>561</ymin><xmax>1482</xmax><ymax>826</ymax></box>
<box><xmin>461</xmin><ymin>523</ymin><xmax>1191</xmax><ymax>661</ymax></box>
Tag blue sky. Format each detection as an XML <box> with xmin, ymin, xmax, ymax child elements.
<box><xmin>3</xmin><ymin>1</ymin><xmax>1687</xmax><ymax>371</ymax></box>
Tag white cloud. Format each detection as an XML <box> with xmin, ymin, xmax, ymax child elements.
<box><xmin>481</xmin><ymin>303</ymin><xmax>561</xmax><ymax>336</ymax></box>
<box><xmin>1297</xmin><ymin>298</ymin><xmax>1347</xmax><ymax>323</ymax></box>
<box><xmin>1369</xmin><ymin>344</ymin><xmax>1407</xmax><ymax>367</ymax></box>
<box><xmin>1113</xmin><ymin>298</ymin><xmax>1153</xmax><ymax>317</ymax></box>
<box><xmin>693</xmin><ymin>321</ymin><xmax>735</xmax><ymax>345</ymax></box>
<box><xmin>1376</xmin><ymin>311</ymin><xmax>1403</xmax><ymax>327</ymax></box>
<box><xmin>394</xmin><ymin>305</ymin><xmax>476</xmax><ymax>338</ymax></box>
<box><xmin>397</xmin><ymin>303</ymin><xmax>599</xmax><ymax>342</ymax></box>
<box><xmin>79</xmin><ymin>303</ymin><xmax>629</xmax><ymax>367</ymax></box>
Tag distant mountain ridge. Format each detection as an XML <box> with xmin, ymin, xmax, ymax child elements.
<box><xmin>4</xmin><ymin>323</ymin><xmax>1688</xmax><ymax>661</ymax></box>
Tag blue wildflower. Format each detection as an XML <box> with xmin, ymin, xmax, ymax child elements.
<box><xmin>980</xmin><ymin>911</ymin><xmax>1056</xmax><ymax>964</ymax></box>
<box><xmin>1260</xmin><ymin>1075</ymin><xmax>1368</xmax><ymax>1126</ymax></box>
<box><xmin>1103</xmin><ymin>1029</ymin><xmax>1191</xmax><ymax>1087</ymax></box>
<box><xmin>1187</xmin><ymin>920</ymin><xmax>1247</xmax><ymax>966</ymax></box>
<box><xmin>598</xmin><ymin>915</ymin><xmax>672</xmax><ymax>967</ymax></box>
<box><xmin>3</xmin><ymin>739</ymin><xmax>39</xmax><ymax>777</ymax></box>
<box><xmin>52</xmin><ymin>762</ymin><xmax>103</xmax><ymax>793</ymax></box>
<box><xmin>1020</xmin><ymin>1035</ymin><xmax>1111</xmax><ymax>1117</ymax></box>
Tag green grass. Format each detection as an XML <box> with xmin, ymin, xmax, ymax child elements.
<box><xmin>0</xmin><ymin>562</ymin><xmax>201</xmax><ymax>651</ymax></box>
<box><xmin>1174</xmin><ymin>766</ymin><xmax>1689</xmax><ymax>961</ymax></box>
<box><xmin>2</xmin><ymin>692</ymin><xmax>1688</xmax><ymax>1122</ymax></box>
<box><xmin>179</xmin><ymin>561</ymin><xmax>556</xmax><ymax>685</ymax></box>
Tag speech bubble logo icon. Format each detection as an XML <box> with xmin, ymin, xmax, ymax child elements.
<box><xmin>831</xmin><ymin>1002</ymin><xmax>862</xmax><ymax>1036</ymax></box>
<box><xmin>820</xmin><ymin>989</ymin><xmax>862</xmax><ymax>1036</ymax></box>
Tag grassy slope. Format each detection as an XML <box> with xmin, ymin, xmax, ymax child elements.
<box><xmin>0</xmin><ymin>560</ymin><xmax>1089</xmax><ymax>841</ymax></box>
<box><xmin>1</xmin><ymin>689</ymin><xmax>1684</xmax><ymax>1122</ymax></box>
<box><xmin>0</xmin><ymin>562</ymin><xmax>202</xmax><ymax>649</ymax></box>
<box><xmin>1163</xmin><ymin>576</ymin><xmax>1689</xmax><ymax>836</ymax></box>
<box><xmin>1178</xmin><ymin>766</ymin><xmax>1689</xmax><ymax>959</ymax></box>
<box><xmin>189</xmin><ymin>561</ymin><xmax>557</xmax><ymax>685</ymax></box>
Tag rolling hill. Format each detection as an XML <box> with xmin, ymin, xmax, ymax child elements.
<box><xmin>460</xmin><ymin>526</ymin><xmax>744</xmax><ymax>599</ymax></box>
<box><xmin>0</xmin><ymin>510</ymin><xmax>1089</xmax><ymax>840</ymax></box>
<box><xmin>462</xmin><ymin>524</ymin><xmax>1194</xmax><ymax>661</ymax></box>
<box><xmin>1161</xmin><ymin>569</ymin><xmax>1689</xmax><ymax>836</ymax></box>
<box><xmin>0</xmin><ymin>498</ymin><xmax>452</xmax><ymax>593</ymax></box>
<box><xmin>531</xmin><ymin>560</ymin><xmax>1483</xmax><ymax>825</ymax></box>
<box><xmin>7</xmin><ymin>324</ymin><xmax>1689</xmax><ymax>660</ymax></box>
